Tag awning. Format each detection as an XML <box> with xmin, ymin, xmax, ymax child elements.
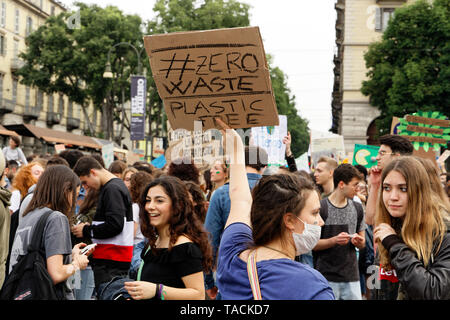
<box><xmin>4</xmin><ymin>123</ymin><xmax>102</xmax><ymax>150</ymax></box>
<box><xmin>0</xmin><ymin>125</ymin><xmax>19</xmax><ymax>137</ymax></box>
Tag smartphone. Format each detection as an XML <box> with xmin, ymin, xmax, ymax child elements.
<box><xmin>80</xmin><ymin>243</ymin><xmax>97</xmax><ymax>255</ymax></box>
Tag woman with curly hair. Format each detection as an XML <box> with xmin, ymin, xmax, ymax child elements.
<box><xmin>124</xmin><ymin>175</ymin><xmax>213</xmax><ymax>300</ymax></box>
<box><xmin>9</xmin><ymin>161</ymin><xmax>44</xmax><ymax>213</ymax></box>
<box><xmin>184</xmin><ymin>180</ymin><xmax>208</xmax><ymax>223</ymax></box>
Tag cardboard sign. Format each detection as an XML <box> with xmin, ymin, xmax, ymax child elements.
<box><xmin>251</xmin><ymin>115</ymin><xmax>287</xmax><ymax>166</ymax></box>
<box><xmin>102</xmin><ymin>143</ymin><xmax>114</xmax><ymax>169</ymax></box>
<box><xmin>54</xmin><ymin>144</ymin><xmax>66</xmax><ymax>154</ymax></box>
<box><xmin>398</xmin><ymin>111</ymin><xmax>450</xmax><ymax>152</ymax></box>
<box><xmin>352</xmin><ymin>144</ymin><xmax>380</xmax><ymax>169</ymax></box>
<box><xmin>144</xmin><ymin>27</ymin><xmax>279</xmax><ymax>131</ymax></box>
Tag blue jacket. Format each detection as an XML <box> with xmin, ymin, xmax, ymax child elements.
<box><xmin>204</xmin><ymin>173</ymin><xmax>262</xmax><ymax>290</ymax></box>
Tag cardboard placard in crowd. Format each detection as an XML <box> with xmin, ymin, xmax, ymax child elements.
<box><xmin>144</xmin><ymin>26</ymin><xmax>279</xmax><ymax>131</ymax></box>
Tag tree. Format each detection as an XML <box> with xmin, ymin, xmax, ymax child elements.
<box><xmin>361</xmin><ymin>0</ymin><xmax>450</xmax><ymax>136</ymax></box>
<box><xmin>17</xmin><ymin>2</ymin><xmax>144</xmax><ymax>143</ymax></box>
<box><xmin>146</xmin><ymin>0</ymin><xmax>310</xmax><ymax>156</ymax></box>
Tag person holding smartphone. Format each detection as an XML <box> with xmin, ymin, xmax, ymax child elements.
<box><xmin>8</xmin><ymin>165</ymin><xmax>92</xmax><ymax>299</ymax></box>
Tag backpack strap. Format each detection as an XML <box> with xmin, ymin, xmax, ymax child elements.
<box><xmin>247</xmin><ymin>250</ymin><xmax>262</xmax><ymax>300</ymax></box>
<box><xmin>136</xmin><ymin>245</ymin><xmax>151</xmax><ymax>281</ymax></box>
<box><xmin>27</xmin><ymin>209</ymin><xmax>54</xmax><ymax>254</ymax></box>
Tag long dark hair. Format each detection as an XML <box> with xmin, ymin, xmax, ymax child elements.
<box><xmin>139</xmin><ymin>176</ymin><xmax>213</xmax><ymax>271</ymax></box>
<box><xmin>250</xmin><ymin>174</ymin><xmax>316</xmax><ymax>247</ymax></box>
<box><xmin>23</xmin><ymin>165</ymin><xmax>80</xmax><ymax>220</ymax></box>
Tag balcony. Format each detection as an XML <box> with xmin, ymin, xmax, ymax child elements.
<box><xmin>10</xmin><ymin>58</ymin><xmax>25</xmax><ymax>72</ymax></box>
<box><xmin>23</xmin><ymin>107</ymin><xmax>40</xmax><ymax>121</ymax></box>
<box><xmin>0</xmin><ymin>98</ymin><xmax>15</xmax><ymax>115</ymax></box>
<box><xmin>66</xmin><ymin>117</ymin><xmax>80</xmax><ymax>131</ymax></box>
<box><xmin>46</xmin><ymin>112</ymin><xmax>61</xmax><ymax>126</ymax></box>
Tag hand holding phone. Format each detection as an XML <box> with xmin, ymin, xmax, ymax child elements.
<box><xmin>80</xmin><ymin>243</ymin><xmax>97</xmax><ymax>255</ymax></box>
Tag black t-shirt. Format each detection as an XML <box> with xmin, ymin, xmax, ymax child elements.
<box><xmin>313</xmin><ymin>198</ymin><xmax>366</xmax><ymax>282</ymax></box>
<box><xmin>139</xmin><ymin>242</ymin><xmax>203</xmax><ymax>293</ymax></box>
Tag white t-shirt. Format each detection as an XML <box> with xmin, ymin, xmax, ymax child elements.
<box><xmin>9</xmin><ymin>190</ymin><xmax>21</xmax><ymax>213</ymax></box>
<box><xmin>132</xmin><ymin>203</ymin><xmax>144</xmax><ymax>245</ymax></box>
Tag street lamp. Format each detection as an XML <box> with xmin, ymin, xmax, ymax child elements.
<box><xmin>103</xmin><ymin>62</ymin><xmax>113</xmax><ymax>79</ymax></box>
<box><xmin>103</xmin><ymin>42</ymin><xmax>145</xmax><ymax>151</ymax></box>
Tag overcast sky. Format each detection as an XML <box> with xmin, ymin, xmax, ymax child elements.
<box><xmin>60</xmin><ymin>0</ymin><xmax>337</xmax><ymax>133</ymax></box>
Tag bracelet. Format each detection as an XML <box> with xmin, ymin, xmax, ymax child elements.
<box><xmin>156</xmin><ymin>284</ymin><xmax>165</xmax><ymax>300</ymax></box>
<box><xmin>154</xmin><ymin>283</ymin><xmax>159</xmax><ymax>299</ymax></box>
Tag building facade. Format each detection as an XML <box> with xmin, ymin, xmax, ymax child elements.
<box><xmin>332</xmin><ymin>0</ymin><xmax>414</xmax><ymax>152</ymax></box>
<box><xmin>0</xmin><ymin>0</ymin><xmax>101</xmax><ymax>155</ymax></box>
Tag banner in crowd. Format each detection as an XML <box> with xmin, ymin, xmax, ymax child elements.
<box><xmin>309</xmin><ymin>131</ymin><xmax>345</xmax><ymax>167</ymax></box>
<box><xmin>352</xmin><ymin>144</ymin><xmax>380</xmax><ymax>169</ymax></box>
<box><xmin>144</xmin><ymin>26</ymin><xmax>279</xmax><ymax>131</ymax></box>
<box><xmin>102</xmin><ymin>142</ymin><xmax>114</xmax><ymax>169</ymax></box>
<box><xmin>251</xmin><ymin>115</ymin><xmax>287</xmax><ymax>166</ymax></box>
<box><xmin>130</xmin><ymin>75</ymin><xmax>147</xmax><ymax>141</ymax></box>
<box><xmin>397</xmin><ymin>111</ymin><xmax>450</xmax><ymax>152</ymax></box>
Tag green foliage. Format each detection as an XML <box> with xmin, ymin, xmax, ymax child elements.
<box><xmin>361</xmin><ymin>0</ymin><xmax>450</xmax><ymax>136</ymax></box>
<box><xmin>17</xmin><ymin>2</ymin><xmax>144</xmax><ymax>137</ymax></box>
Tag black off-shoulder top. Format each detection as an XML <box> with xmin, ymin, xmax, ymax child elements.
<box><xmin>138</xmin><ymin>242</ymin><xmax>203</xmax><ymax>290</ymax></box>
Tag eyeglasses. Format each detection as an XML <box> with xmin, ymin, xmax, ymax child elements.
<box><xmin>377</xmin><ymin>150</ymin><xmax>394</xmax><ymax>156</ymax></box>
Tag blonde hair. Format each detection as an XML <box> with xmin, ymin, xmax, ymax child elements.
<box><xmin>317</xmin><ymin>156</ymin><xmax>338</xmax><ymax>170</ymax></box>
<box><xmin>414</xmin><ymin>157</ymin><xmax>450</xmax><ymax>212</ymax></box>
<box><xmin>376</xmin><ymin>156</ymin><xmax>448</xmax><ymax>269</ymax></box>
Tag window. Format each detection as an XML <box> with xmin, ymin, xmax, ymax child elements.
<box><xmin>51</xmin><ymin>6</ymin><xmax>55</xmax><ymax>16</ymax></box>
<box><xmin>13</xmin><ymin>39</ymin><xmax>19</xmax><ymax>59</ymax></box>
<box><xmin>26</xmin><ymin>17</ymin><xmax>33</xmax><ymax>36</ymax></box>
<box><xmin>375</xmin><ymin>7</ymin><xmax>396</xmax><ymax>32</ymax></box>
<box><xmin>14</xmin><ymin>9</ymin><xmax>19</xmax><ymax>34</ymax></box>
<box><xmin>1</xmin><ymin>2</ymin><xmax>6</xmax><ymax>28</ymax></box>
<box><xmin>25</xmin><ymin>86</ymin><xmax>30</xmax><ymax>108</ymax></box>
<box><xmin>0</xmin><ymin>73</ymin><xmax>4</xmax><ymax>102</ymax></box>
<box><xmin>36</xmin><ymin>89</ymin><xmax>43</xmax><ymax>108</ymax></box>
<box><xmin>0</xmin><ymin>34</ymin><xmax>5</xmax><ymax>56</ymax></box>
<box><xmin>12</xmin><ymin>78</ymin><xmax>17</xmax><ymax>103</ymax></box>
<box><xmin>68</xmin><ymin>100</ymin><xmax>73</xmax><ymax>117</ymax></box>
<box><xmin>58</xmin><ymin>94</ymin><xmax>64</xmax><ymax>115</ymax></box>
<box><xmin>48</xmin><ymin>94</ymin><xmax>54</xmax><ymax>113</ymax></box>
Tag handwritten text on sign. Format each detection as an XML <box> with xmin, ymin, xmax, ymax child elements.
<box><xmin>144</xmin><ymin>27</ymin><xmax>279</xmax><ymax>131</ymax></box>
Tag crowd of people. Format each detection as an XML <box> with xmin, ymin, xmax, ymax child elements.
<box><xmin>0</xmin><ymin>129</ymin><xmax>449</xmax><ymax>300</ymax></box>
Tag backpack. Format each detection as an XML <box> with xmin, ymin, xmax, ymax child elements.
<box><xmin>0</xmin><ymin>209</ymin><xmax>65</xmax><ymax>300</ymax></box>
<box><xmin>4</xmin><ymin>190</ymin><xmax>34</xmax><ymax>277</ymax></box>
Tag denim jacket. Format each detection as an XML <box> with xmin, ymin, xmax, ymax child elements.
<box><xmin>204</xmin><ymin>173</ymin><xmax>262</xmax><ymax>290</ymax></box>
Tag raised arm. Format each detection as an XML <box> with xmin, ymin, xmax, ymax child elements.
<box><xmin>216</xmin><ymin>119</ymin><xmax>252</xmax><ymax>229</ymax></box>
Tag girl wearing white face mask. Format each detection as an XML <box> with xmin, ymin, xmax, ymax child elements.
<box><xmin>215</xmin><ymin>119</ymin><xmax>334</xmax><ymax>300</ymax></box>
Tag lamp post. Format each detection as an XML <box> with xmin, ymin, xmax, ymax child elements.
<box><xmin>103</xmin><ymin>42</ymin><xmax>145</xmax><ymax>151</ymax></box>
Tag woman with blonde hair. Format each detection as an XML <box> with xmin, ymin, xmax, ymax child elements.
<box><xmin>374</xmin><ymin>156</ymin><xmax>450</xmax><ymax>300</ymax></box>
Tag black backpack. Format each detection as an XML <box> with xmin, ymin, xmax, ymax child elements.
<box><xmin>4</xmin><ymin>190</ymin><xmax>34</xmax><ymax>278</ymax></box>
<box><xmin>0</xmin><ymin>209</ymin><xmax>65</xmax><ymax>300</ymax></box>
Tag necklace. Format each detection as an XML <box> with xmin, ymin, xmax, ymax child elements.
<box><xmin>261</xmin><ymin>245</ymin><xmax>292</xmax><ymax>259</ymax></box>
